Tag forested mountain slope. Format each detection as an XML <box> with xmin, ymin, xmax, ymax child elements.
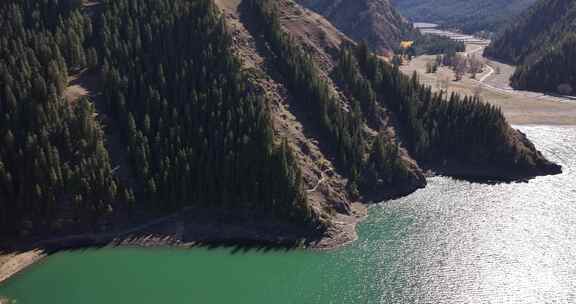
<box><xmin>0</xmin><ymin>0</ymin><xmax>561</xmax><ymax>244</ymax></box>
<box><xmin>391</xmin><ymin>0</ymin><xmax>537</xmax><ymax>34</ymax></box>
<box><xmin>0</xmin><ymin>0</ymin><xmax>123</xmax><ymax>236</ymax></box>
<box><xmin>294</xmin><ymin>0</ymin><xmax>415</xmax><ymax>53</ymax></box>
<box><xmin>484</xmin><ymin>0</ymin><xmax>576</xmax><ymax>93</ymax></box>
<box><xmin>1</xmin><ymin>0</ymin><xmax>319</xmax><ymax>239</ymax></box>
<box><xmin>226</xmin><ymin>0</ymin><xmax>560</xmax><ymax>194</ymax></box>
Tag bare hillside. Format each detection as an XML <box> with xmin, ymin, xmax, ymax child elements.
<box><xmin>214</xmin><ymin>0</ymin><xmax>366</xmax><ymax>241</ymax></box>
<box><xmin>295</xmin><ymin>0</ymin><xmax>415</xmax><ymax>54</ymax></box>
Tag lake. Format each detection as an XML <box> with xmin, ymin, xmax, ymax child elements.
<box><xmin>1</xmin><ymin>126</ymin><xmax>575</xmax><ymax>303</ymax></box>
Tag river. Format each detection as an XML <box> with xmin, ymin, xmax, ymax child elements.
<box><xmin>1</xmin><ymin>126</ymin><xmax>575</xmax><ymax>303</ymax></box>
<box><xmin>413</xmin><ymin>22</ymin><xmax>489</xmax><ymax>44</ymax></box>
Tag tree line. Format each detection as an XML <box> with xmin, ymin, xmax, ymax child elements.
<box><xmin>332</xmin><ymin>44</ymin><xmax>416</xmax><ymax>194</ymax></box>
<box><xmin>412</xmin><ymin>34</ymin><xmax>465</xmax><ymax>56</ymax></box>
<box><xmin>431</xmin><ymin>51</ymin><xmax>485</xmax><ymax>80</ymax></box>
<box><xmin>341</xmin><ymin>43</ymin><xmax>545</xmax><ymax>171</ymax></box>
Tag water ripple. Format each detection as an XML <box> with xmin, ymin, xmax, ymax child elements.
<box><xmin>352</xmin><ymin>126</ymin><xmax>576</xmax><ymax>303</ymax></box>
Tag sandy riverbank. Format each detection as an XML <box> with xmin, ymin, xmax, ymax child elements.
<box><xmin>0</xmin><ymin>203</ymin><xmax>367</xmax><ymax>285</ymax></box>
<box><xmin>0</xmin><ymin>251</ymin><xmax>45</xmax><ymax>286</ymax></box>
<box><xmin>401</xmin><ymin>44</ymin><xmax>576</xmax><ymax>126</ymax></box>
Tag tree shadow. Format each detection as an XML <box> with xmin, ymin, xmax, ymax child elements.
<box><xmin>0</xmin><ymin>209</ymin><xmax>327</xmax><ymax>274</ymax></box>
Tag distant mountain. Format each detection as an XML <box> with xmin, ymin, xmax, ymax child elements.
<box><xmin>295</xmin><ymin>0</ymin><xmax>415</xmax><ymax>53</ymax></box>
<box><xmin>391</xmin><ymin>0</ymin><xmax>537</xmax><ymax>33</ymax></box>
<box><xmin>485</xmin><ymin>0</ymin><xmax>576</xmax><ymax>93</ymax></box>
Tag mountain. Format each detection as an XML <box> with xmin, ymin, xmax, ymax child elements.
<box><xmin>391</xmin><ymin>0</ymin><xmax>538</xmax><ymax>34</ymax></box>
<box><xmin>0</xmin><ymin>0</ymin><xmax>560</xmax><ymax>245</ymax></box>
<box><xmin>484</xmin><ymin>0</ymin><xmax>576</xmax><ymax>93</ymax></box>
<box><xmin>295</xmin><ymin>0</ymin><xmax>416</xmax><ymax>53</ymax></box>
<box><xmin>1</xmin><ymin>0</ymin><xmax>320</xmax><ymax>239</ymax></box>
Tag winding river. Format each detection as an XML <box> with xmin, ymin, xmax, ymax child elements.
<box><xmin>1</xmin><ymin>126</ymin><xmax>575</xmax><ymax>303</ymax></box>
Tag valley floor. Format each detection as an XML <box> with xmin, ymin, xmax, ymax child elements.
<box><xmin>400</xmin><ymin>43</ymin><xmax>576</xmax><ymax>126</ymax></box>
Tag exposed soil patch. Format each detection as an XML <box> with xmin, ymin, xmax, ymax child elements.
<box><xmin>63</xmin><ymin>67</ymin><xmax>138</xmax><ymax>190</ymax></box>
<box><xmin>0</xmin><ymin>250</ymin><xmax>45</xmax><ymax>285</ymax></box>
<box><xmin>64</xmin><ymin>69</ymin><xmax>98</xmax><ymax>105</ymax></box>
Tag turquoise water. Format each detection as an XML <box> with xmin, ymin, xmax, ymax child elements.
<box><xmin>1</xmin><ymin>126</ymin><xmax>575</xmax><ymax>303</ymax></box>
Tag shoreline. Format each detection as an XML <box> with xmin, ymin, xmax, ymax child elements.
<box><xmin>0</xmin><ymin>203</ymin><xmax>367</xmax><ymax>285</ymax></box>
<box><xmin>0</xmin><ymin>250</ymin><xmax>46</xmax><ymax>286</ymax></box>
<box><xmin>0</xmin><ymin>125</ymin><xmax>569</xmax><ymax>286</ymax></box>
<box><xmin>0</xmin><ymin>135</ymin><xmax>567</xmax><ymax>286</ymax></box>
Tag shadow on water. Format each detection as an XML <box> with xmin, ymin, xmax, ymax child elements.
<box><xmin>420</xmin><ymin>158</ymin><xmax>562</xmax><ymax>185</ymax></box>
<box><xmin>0</xmin><ymin>233</ymin><xmax>312</xmax><ymax>262</ymax></box>
<box><xmin>0</xmin><ymin>218</ymin><xmax>326</xmax><ymax>267</ymax></box>
<box><xmin>48</xmin><ymin>238</ymin><xmax>304</xmax><ymax>256</ymax></box>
